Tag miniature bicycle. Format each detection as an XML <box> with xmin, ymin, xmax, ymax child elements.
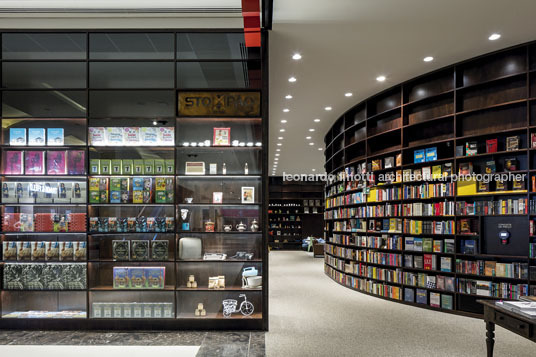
<box><xmin>222</xmin><ymin>294</ymin><xmax>254</xmax><ymax>318</ymax></box>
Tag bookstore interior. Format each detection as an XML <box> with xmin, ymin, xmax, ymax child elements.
<box><xmin>2</xmin><ymin>1</ymin><xmax>536</xmax><ymax>357</ymax></box>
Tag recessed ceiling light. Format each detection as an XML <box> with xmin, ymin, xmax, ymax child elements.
<box><xmin>423</xmin><ymin>56</ymin><xmax>434</xmax><ymax>62</ymax></box>
<box><xmin>312</xmin><ymin>169</ymin><xmax>316</xmax><ymax>172</ymax></box>
<box><xmin>324</xmin><ymin>106</ymin><xmax>332</xmax><ymax>111</ymax></box>
<box><xmin>281</xmin><ymin>119</ymin><xmax>287</xmax><ymax>123</ymax></box>
<box><xmin>276</xmin><ymin>149</ymin><xmax>281</xmax><ymax>152</ymax></box>
<box><xmin>309</xmin><ymin>142</ymin><xmax>314</xmax><ymax>146</ymax></box>
<box><xmin>306</xmin><ymin>136</ymin><xmax>312</xmax><ymax>140</ymax></box>
<box><xmin>278</xmin><ymin>136</ymin><xmax>284</xmax><ymax>140</ymax></box>
<box><xmin>288</xmin><ymin>77</ymin><xmax>297</xmax><ymax>82</ymax></box>
<box><xmin>285</xmin><ymin>95</ymin><xmax>293</xmax><ymax>99</ymax></box>
<box><xmin>152</xmin><ymin>121</ymin><xmax>157</xmax><ymax>125</ymax></box>
<box><xmin>314</xmin><ymin>119</ymin><xmax>320</xmax><ymax>122</ymax></box>
<box><xmin>292</xmin><ymin>53</ymin><xmax>302</xmax><ymax>60</ymax></box>
<box><xmin>280</xmin><ymin>129</ymin><xmax>285</xmax><ymax>132</ymax></box>
<box><xmin>309</xmin><ymin>128</ymin><xmax>315</xmax><ymax>132</ymax></box>
<box><xmin>274</xmin><ymin>158</ymin><xmax>279</xmax><ymax>161</ymax></box>
<box><xmin>275</xmin><ymin>154</ymin><xmax>280</xmax><ymax>157</ymax></box>
<box><xmin>489</xmin><ymin>33</ymin><xmax>501</xmax><ymax>41</ymax></box>
<box><xmin>318</xmin><ymin>148</ymin><xmax>323</xmax><ymax>151</ymax></box>
<box><xmin>345</xmin><ymin>92</ymin><xmax>353</xmax><ymax>97</ymax></box>
<box><xmin>283</xmin><ymin>108</ymin><xmax>290</xmax><ymax>113</ymax></box>
<box><xmin>277</xmin><ymin>143</ymin><xmax>282</xmax><ymax>146</ymax></box>
<box><xmin>376</xmin><ymin>75</ymin><xmax>386</xmax><ymax>82</ymax></box>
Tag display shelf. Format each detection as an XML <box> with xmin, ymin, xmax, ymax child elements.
<box><xmin>324</xmin><ymin>41</ymin><xmax>536</xmax><ymax>316</ymax></box>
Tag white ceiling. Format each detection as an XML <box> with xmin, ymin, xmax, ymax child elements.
<box><xmin>269</xmin><ymin>0</ymin><xmax>536</xmax><ymax>176</ymax></box>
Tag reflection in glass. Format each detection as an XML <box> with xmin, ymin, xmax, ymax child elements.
<box><xmin>2</xmin><ymin>62</ymin><xmax>86</xmax><ymax>89</ymax></box>
<box><xmin>177</xmin><ymin>61</ymin><xmax>261</xmax><ymax>89</ymax></box>
<box><xmin>177</xmin><ymin>33</ymin><xmax>251</xmax><ymax>60</ymax></box>
<box><xmin>89</xmin><ymin>91</ymin><xmax>175</xmax><ymax>118</ymax></box>
<box><xmin>2</xmin><ymin>91</ymin><xmax>87</xmax><ymax>118</ymax></box>
<box><xmin>89</xmin><ymin>62</ymin><xmax>174</xmax><ymax>89</ymax></box>
<box><xmin>90</xmin><ymin>33</ymin><xmax>174</xmax><ymax>59</ymax></box>
<box><xmin>2</xmin><ymin>33</ymin><xmax>86</xmax><ymax>60</ymax></box>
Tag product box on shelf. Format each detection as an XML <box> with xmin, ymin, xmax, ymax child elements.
<box><xmin>3</xmin><ymin>263</ymin><xmax>87</xmax><ymax>290</ymax></box>
<box><xmin>4</xmin><ymin>151</ymin><xmax>24</xmax><ymax>175</ymax></box>
<box><xmin>47</xmin><ymin>128</ymin><xmax>64</xmax><ymax>146</ymax></box>
<box><xmin>23</xmin><ymin>152</ymin><xmax>43</xmax><ymax>176</ymax></box>
<box><xmin>28</xmin><ymin>128</ymin><xmax>46</xmax><ymax>146</ymax></box>
<box><xmin>414</xmin><ymin>150</ymin><xmax>425</xmax><ymax>164</ymax></box>
<box><xmin>151</xmin><ymin>240</ymin><xmax>169</xmax><ymax>261</ymax></box>
<box><xmin>10</xmin><ymin>128</ymin><xmax>27</xmax><ymax>146</ymax></box>
<box><xmin>144</xmin><ymin>160</ymin><xmax>155</xmax><ymax>175</ymax></box>
<box><xmin>112</xmin><ymin>240</ymin><xmax>131</xmax><ymax>261</ymax></box>
<box><xmin>131</xmin><ymin>240</ymin><xmax>150</xmax><ymax>261</ymax></box>
<box><xmin>113</xmin><ymin>267</ymin><xmax>129</xmax><ymax>289</ymax></box>
<box><xmin>46</xmin><ymin>151</ymin><xmax>67</xmax><ymax>175</ymax></box>
<box><xmin>129</xmin><ymin>267</ymin><xmax>147</xmax><ymax>289</ymax></box>
<box><xmin>122</xmin><ymin>160</ymin><xmax>133</xmax><ymax>175</ymax></box>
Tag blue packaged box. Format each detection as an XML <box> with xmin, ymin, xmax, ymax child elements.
<box><xmin>47</xmin><ymin>128</ymin><xmax>64</xmax><ymax>146</ymax></box>
<box><xmin>425</xmin><ymin>147</ymin><xmax>438</xmax><ymax>162</ymax></box>
<box><xmin>9</xmin><ymin>128</ymin><xmax>27</xmax><ymax>146</ymax></box>
<box><xmin>414</xmin><ymin>149</ymin><xmax>425</xmax><ymax>163</ymax></box>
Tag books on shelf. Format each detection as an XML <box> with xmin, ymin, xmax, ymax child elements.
<box><xmin>506</xmin><ymin>135</ymin><xmax>520</xmax><ymax>151</ymax></box>
<box><xmin>465</xmin><ymin>141</ymin><xmax>478</xmax><ymax>156</ymax></box>
<box><xmin>486</xmin><ymin>139</ymin><xmax>497</xmax><ymax>153</ymax></box>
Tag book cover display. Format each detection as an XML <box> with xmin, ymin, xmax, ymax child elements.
<box><xmin>9</xmin><ymin>128</ymin><xmax>26</xmax><ymax>146</ymax></box>
<box><xmin>28</xmin><ymin>128</ymin><xmax>46</xmax><ymax>146</ymax></box>
<box><xmin>47</xmin><ymin>128</ymin><xmax>64</xmax><ymax>146</ymax></box>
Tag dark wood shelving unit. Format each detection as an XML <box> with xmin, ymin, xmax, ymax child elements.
<box><xmin>268</xmin><ymin>176</ymin><xmax>324</xmax><ymax>250</ymax></box>
<box><xmin>323</xmin><ymin>41</ymin><xmax>536</xmax><ymax>317</ymax></box>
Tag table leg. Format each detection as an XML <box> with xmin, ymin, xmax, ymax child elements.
<box><xmin>486</xmin><ymin>321</ymin><xmax>495</xmax><ymax>357</ymax></box>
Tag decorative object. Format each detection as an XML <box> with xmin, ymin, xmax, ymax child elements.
<box><xmin>209</xmin><ymin>163</ymin><xmax>217</xmax><ymax>175</ymax></box>
<box><xmin>180</xmin><ymin>209</ymin><xmax>190</xmax><ymax>231</ymax></box>
<box><xmin>178</xmin><ymin>237</ymin><xmax>202</xmax><ymax>260</ymax></box>
<box><xmin>194</xmin><ymin>303</ymin><xmax>206</xmax><ymax>317</ymax></box>
<box><xmin>242</xmin><ymin>267</ymin><xmax>261</xmax><ymax>289</ymax></box>
<box><xmin>236</xmin><ymin>222</ymin><xmax>247</xmax><ymax>232</ymax></box>
<box><xmin>184</xmin><ymin>197</ymin><xmax>193</xmax><ymax>203</ymax></box>
<box><xmin>204</xmin><ymin>220</ymin><xmax>215</xmax><ymax>232</ymax></box>
<box><xmin>213</xmin><ymin>127</ymin><xmax>231</xmax><ymax>146</ymax></box>
<box><xmin>203</xmin><ymin>253</ymin><xmax>227</xmax><ymax>261</ymax></box>
<box><xmin>250</xmin><ymin>219</ymin><xmax>259</xmax><ymax>232</ymax></box>
<box><xmin>244</xmin><ymin>162</ymin><xmax>249</xmax><ymax>175</ymax></box>
<box><xmin>185</xmin><ymin>162</ymin><xmax>205</xmax><ymax>175</ymax></box>
<box><xmin>186</xmin><ymin>274</ymin><xmax>197</xmax><ymax>288</ymax></box>
<box><xmin>241</xmin><ymin>187</ymin><xmax>255</xmax><ymax>204</ymax></box>
<box><xmin>231</xmin><ymin>251</ymin><xmax>254</xmax><ymax>260</ymax></box>
<box><xmin>222</xmin><ymin>294</ymin><xmax>254</xmax><ymax>318</ymax></box>
<box><xmin>213</xmin><ymin>192</ymin><xmax>223</xmax><ymax>204</ymax></box>
<box><xmin>208</xmin><ymin>276</ymin><xmax>225</xmax><ymax>289</ymax></box>
<box><xmin>222</xmin><ymin>163</ymin><xmax>227</xmax><ymax>175</ymax></box>
<box><xmin>223</xmin><ymin>224</ymin><xmax>232</xmax><ymax>232</ymax></box>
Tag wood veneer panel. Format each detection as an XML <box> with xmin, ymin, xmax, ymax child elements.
<box><xmin>457</xmin><ymin>104</ymin><xmax>526</xmax><ymax>137</ymax></box>
<box><xmin>458</xmin><ymin>48</ymin><xmax>526</xmax><ymax>87</ymax></box>
<box><xmin>367</xmin><ymin>111</ymin><xmax>401</xmax><ymax>137</ymax></box>
<box><xmin>405</xmin><ymin>70</ymin><xmax>454</xmax><ymax>103</ymax></box>
<box><xmin>458</xmin><ymin>76</ymin><xmax>526</xmax><ymax>112</ymax></box>
<box><xmin>369</xmin><ymin>89</ymin><xmax>401</xmax><ymax>116</ymax></box>
<box><xmin>407</xmin><ymin>97</ymin><xmax>454</xmax><ymax>125</ymax></box>
<box><xmin>345</xmin><ymin>126</ymin><xmax>366</xmax><ymax>146</ymax></box>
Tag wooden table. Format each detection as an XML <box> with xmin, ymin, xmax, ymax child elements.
<box><xmin>479</xmin><ymin>300</ymin><xmax>536</xmax><ymax>357</ymax></box>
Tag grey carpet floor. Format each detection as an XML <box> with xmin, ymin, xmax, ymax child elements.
<box><xmin>265</xmin><ymin>251</ymin><xmax>535</xmax><ymax>357</ymax></box>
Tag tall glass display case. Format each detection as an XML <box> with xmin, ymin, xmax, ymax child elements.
<box><xmin>0</xmin><ymin>31</ymin><xmax>268</xmax><ymax>330</ymax></box>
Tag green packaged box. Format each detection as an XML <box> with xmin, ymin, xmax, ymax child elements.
<box><xmin>111</xmin><ymin>159</ymin><xmax>122</xmax><ymax>175</ymax></box>
<box><xmin>155</xmin><ymin>190</ymin><xmax>167</xmax><ymax>203</ymax></box>
<box><xmin>154</xmin><ymin>159</ymin><xmax>165</xmax><ymax>175</ymax></box>
<box><xmin>89</xmin><ymin>191</ymin><xmax>100</xmax><ymax>203</ymax></box>
<box><xmin>165</xmin><ymin>159</ymin><xmax>175</xmax><ymax>175</ymax></box>
<box><xmin>110</xmin><ymin>178</ymin><xmax>121</xmax><ymax>191</ymax></box>
<box><xmin>122</xmin><ymin>159</ymin><xmax>133</xmax><ymax>175</ymax></box>
<box><xmin>144</xmin><ymin>160</ymin><xmax>154</xmax><ymax>175</ymax></box>
<box><xmin>90</xmin><ymin>159</ymin><xmax>100</xmax><ymax>175</ymax></box>
<box><xmin>100</xmin><ymin>159</ymin><xmax>111</xmax><ymax>175</ymax></box>
<box><xmin>133</xmin><ymin>160</ymin><xmax>144</xmax><ymax>175</ymax></box>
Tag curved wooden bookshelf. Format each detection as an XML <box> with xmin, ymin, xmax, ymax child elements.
<box><xmin>323</xmin><ymin>41</ymin><xmax>536</xmax><ymax>316</ymax></box>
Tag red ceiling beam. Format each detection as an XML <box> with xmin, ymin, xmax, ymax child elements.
<box><xmin>242</xmin><ymin>0</ymin><xmax>261</xmax><ymax>47</ymax></box>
